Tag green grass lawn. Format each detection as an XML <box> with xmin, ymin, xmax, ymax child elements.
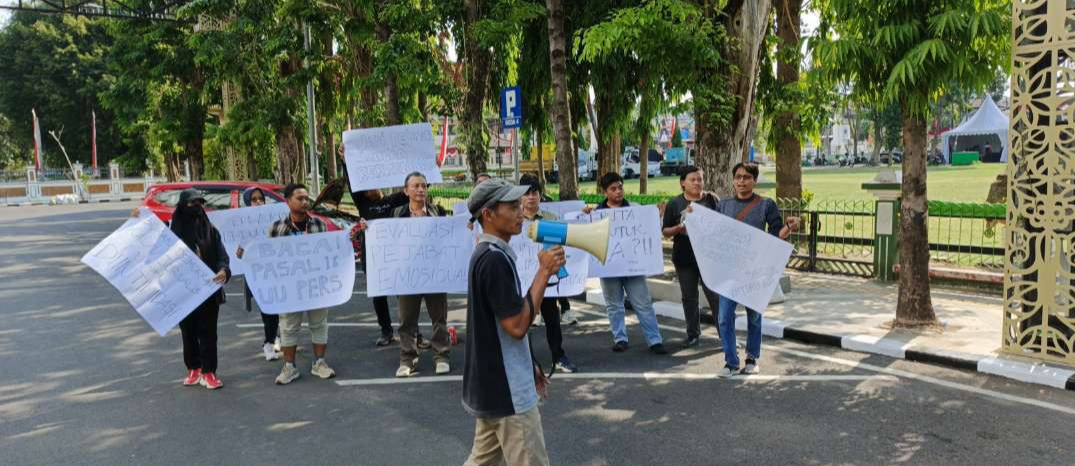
<box><xmin>555</xmin><ymin>163</ymin><xmax>1005</xmax><ymax>203</ymax></box>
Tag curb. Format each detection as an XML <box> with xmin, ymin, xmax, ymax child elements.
<box><xmin>1</xmin><ymin>198</ymin><xmax>135</xmax><ymax>208</ymax></box>
<box><xmin>584</xmin><ymin>290</ymin><xmax>1075</xmax><ymax>391</ymax></box>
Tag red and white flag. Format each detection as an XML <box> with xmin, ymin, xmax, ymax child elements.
<box><xmin>437</xmin><ymin>116</ymin><xmax>450</xmax><ymax>166</ymax></box>
<box><xmin>91</xmin><ymin>110</ymin><xmax>98</xmax><ymax>173</ymax></box>
<box><xmin>32</xmin><ymin>109</ymin><xmax>43</xmax><ymax>171</ymax></box>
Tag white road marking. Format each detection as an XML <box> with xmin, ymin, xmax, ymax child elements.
<box><xmin>335</xmin><ymin>373</ymin><xmax>898</xmax><ymax>386</ymax></box>
<box><xmin>571</xmin><ymin>308</ymin><xmax>1075</xmax><ymax>416</ymax></box>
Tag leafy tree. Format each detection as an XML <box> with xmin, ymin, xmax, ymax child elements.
<box><xmin>813</xmin><ymin>0</ymin><xmax>1010</xmax><ymax>325</ymax></box>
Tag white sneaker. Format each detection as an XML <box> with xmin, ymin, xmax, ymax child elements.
<box><xmin>311</xmin><ymin>359</ymin><xmax>336</xmax><ymax>379</ymax></box>
<box><xmin>562</xmin><ymin>310</ymin><xmax>579</xmax><ymax>325</ymax></box>
<box><xmin>740</xmin><ymin>358</ymin><xmax>759</xmax><ymax>375</ymax></box>
<box><xmin>396</xmin><ymin>365</ymin><xmax>418</xmax><ymax>378</ymax></box>
<box><xmin>435</xmin><ymin>361</ymin><xmax>450</xmax><ymax>375</ymax></box>
<box><xmin>275</xmin><ymin>363</ymin><xmax>301</xmax><ymax>385</ymax></box>
<box><xmin>532</xmin><ymin>315</ymin><xmax>544</xmax><ymax>327</ymax></box>
<box><xmin>718</xmin><ymin>364</ymin><xmax>739</xmax><ymax>378</ymax></box>
<box><xmin>273</xmin><ymin>337</ymin><xmax>281</xmax><ymax>352</ymax></box>
<box><xmin>262</xmin><ymin>343</ymin><xmax>278</xmax><ymax>361</ymax></box>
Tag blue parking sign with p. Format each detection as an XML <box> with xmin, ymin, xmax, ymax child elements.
<box><xmin>500</xmin><ymin>86</ymin><xmax>522</xmax><ymax>129</ymax></box>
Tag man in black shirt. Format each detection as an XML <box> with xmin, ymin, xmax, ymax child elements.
<box><xmin>462</xmin><ymin>179</ymin><xmax>565</xmax><ymax>466</ymax></box>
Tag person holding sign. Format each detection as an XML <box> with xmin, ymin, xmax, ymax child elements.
<box><xmin>352</xmin><ymin>187</ymin><xmax>410</xmax><ymax>347</ymax></box>
<box><xmin>714</xmin><ymin>163</ymin><xmax>800</xmax><ymax>377</ymax></box>
<box><xmin>392</xmin><ymin>172</ymin><xmax>452</xmax><ymax>377</ymax></box>
<box><xmin>518</xmin><ymin>174</ymin><xmax>578</xmax><ymax>374</ymax></box>
<box><xmin>145</xmin><ymin>189</ymin><xmax>231</xmax><ymax>390</ymax></box>
<box><xmin>661</xmin><ymin>166</ymin><xmax>721</xmax><ymax>349</ymax></box>
<box><xmin>582</xmin><ymin>173</ymin><xmax>667</xmax><ymax>354</ymax></box>
<box><xmin>236</xmin><ymin>187</ymin><xmax>281</xmax><ymax>361</ymax></box>
<box><xmin>268</xmin><ymin>183</ymin><xmax>337</xmax><ymax>385</ymax></box>
<box><xmin>462</xmin><ymin>178</ymin><xmax>565</xmax><ymax>466</ymax></box>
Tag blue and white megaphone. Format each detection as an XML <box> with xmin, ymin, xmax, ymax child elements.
<box><xmin>526</xmin><ymin>217</ymin><xmax>611</xmax><ymax>279</ymax></box>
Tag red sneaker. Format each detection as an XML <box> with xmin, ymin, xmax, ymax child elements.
<box><xmin>182</xmin><ymin>369</ymin><xmax>202</xmax><ymax>386</ymax></box>
<box><xmin>200</xmin><ymin>372</ymin><xmax>223</xmax><ymax>390</ymax></box>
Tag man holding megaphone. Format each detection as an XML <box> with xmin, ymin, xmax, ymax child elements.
<box><xmin>461</xmin><ymin>178</ymin><xmax>565</xmax><ymax>466</ymax></box>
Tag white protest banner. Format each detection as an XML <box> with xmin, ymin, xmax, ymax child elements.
<box><xmin>452</xmin><ymin>201</ymin><xmax>470</xmax><ymax>217</ymax></box>
<box><xmin>207</xmin><ymin>203</ymin><xmax>290</xmax><ymax>275</ymax></box>
<box><xmin>366</xmin><ymin>216</ymin><xmax>475</xmax><ymax>297</ymax></box>
<box><xmin>684</xmin><ymin>203</ymin><xmax>792</xmax><ymax>313</ymax></box>
<box><xmin>81</xmin><ymin>214</ymin><xmax>222</xmax><ymax>336</ymax></box>
<box><xmin>244</xmin><ymin>231</ymin><xmax>355</xmax><ymax>315</ymax></box>
<box><xmin>539</xmin><ymin>200</ymin><xmax>586</xmax><ymax>220</ymax></box>
<box><xmin>344</xmin><ymin>123</ymin><xmax>444</xmax><ymax>192</ymax></box>
<box><xmin>582</xmin><ymin>205</ymin><xmax>664</xmax><ymax>278</ymax></box>
<box><xmin>510</xmin><ymin>220</ymin><xmax>589</xmax><ymax>297</ymax></box>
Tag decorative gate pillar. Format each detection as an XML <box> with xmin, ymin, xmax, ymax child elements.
<box><xmin>1004</xmin><ymin>0</ymin><xmax>1075</xmax><ymax>366</ymax></box>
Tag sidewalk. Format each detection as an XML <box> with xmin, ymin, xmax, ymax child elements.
<box><xmin>584</xmin><ymin>269</ymin><xmax>1075</xmax><ymax>391</ymax></box>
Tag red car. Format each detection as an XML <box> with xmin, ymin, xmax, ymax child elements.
<box><xmin>141</xmin><ymin>180</ymin><xmax>362</xmax><ymax>257</ymax></box>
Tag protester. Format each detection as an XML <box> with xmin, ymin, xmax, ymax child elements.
<box><xmin>133</xmin><ymin>189</ymin><xmax>230</xmax><ymax>390</ymax></box>
<box><xmin>534</xmin><ymin>186</ymin><xmax>580</xmax><ymax>326</ymax></box>
<box><xmin>462</xmin><ymin>178</ymin><xmax>565</xmax><ymax>466</ymax></box>
<box><xmin>352</xmin><ymin>186</ymin><xmax>412</xmax><ymax>347</ymax></box>
<box><xmin>518</xmin><ymin>173</ymin><xmax>578</xmax><ymax>373</ymax></box>
<box><xmin>236</xmin><ymin>187</ymin><xmax>280</xmax><ymax>361</ymax></box>
<box><xmin>715</xmin><ymin>163</ymin><xmax>800</xmax><ymax>377</ymax></box>
<box><xmin>392</xmin><ymin>172</ymin><xmax>452</xmax><ymax>377</ymax></box>
<box><xmin>269</xmin><ymin>183</ymin><xmax>336</xmax><ymax>385</ymax></box>
<box><xmin>661</xmin><ymin>166</ymin><xmax>720</xmax><ymax>348</ymax></box>
<box><xmin>582</xmin><ymin>173</ymin><xmax>666</xmax><ymax>354</ymax></box>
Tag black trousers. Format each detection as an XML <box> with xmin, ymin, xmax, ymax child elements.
<box><xmin>540</xmin><ymin>298</ymin><xmax>565</xmax><ymax>360</ymax></box>
<box><xmin>246</xmin><ymin>283</ymin><xmax>278</xmax><ymax>344</ymax></box>
<box><xmin>373</xmin><ymin>296</ymin><xmax>394</xmax><ymax>336</ymax></box>
<box><xmin>180</xmin><ymin>299</ymin><xmax>220</xmax><ymax>373</ymax></box>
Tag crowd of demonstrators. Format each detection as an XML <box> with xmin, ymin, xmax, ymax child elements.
<box><xmin>268</xmin><ymin>183</ymin><xmax>337</xmax><ymax>385</ymax></box>
<box><xmin>236</xmin><ymin>187</ymin><xmax>280</xmax><ymax>361</ymax></box>
<box><xmin>392</xmin><ymin>172</ymin><xmax>453</xmax><ymax>377</ymax></box>
<box><xmin>661</xmin><ymin>166</ymin><xmax>721</xmax><ymax>349</ymax></box>
<box><xmin>518</xmin><ymin>173</ymin><xmax>578</xmax><ymax>374</ymax></box>
<box><xmin>582</xmin><ymin>173</ymin><xmax>667</xmax><ymax>355</ymax></box>
<box><xmin>714</xmin><ymin>163</ymin><xmax>799</xmax><ymax>377</ymax></box>
<box><xmin>462</xmin><ymin>178</ymin><xmax>564</xmax><ymax>466</ymax></box>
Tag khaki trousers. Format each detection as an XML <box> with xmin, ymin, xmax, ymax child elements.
<box><xmin>463</xmin><ymin>407</ymin><xmax>550</xmax><ymax>466</ymax></box>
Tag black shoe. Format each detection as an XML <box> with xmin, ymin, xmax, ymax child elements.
<box><xmin>649</xmin><ymin>343</ymin><xmax>668</xmax><ymax>355</ymax></box>
<box><xmin>612</xmin><ymin>341</ymin><xmax>629</xmax><ymax>352</ymax></box>
<box><xmin>680</xmin><ymin>337</ymin><xmax>700</xmax><ymax>348</ymax></box>
<box><xmin>416</xmin><ymin>334</ymin><xmax>432</xmax><ymax>350</ymax></box>
<box><xmin>375</xmin><ymin>334</ymin><xmax>397</xmax><ymax>347</ymax></box>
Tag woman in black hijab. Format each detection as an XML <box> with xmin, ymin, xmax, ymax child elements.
<box><xmin>170</xmin><ymin>188</ymin><xmax>231</xmax><ymax>390</ymax></box>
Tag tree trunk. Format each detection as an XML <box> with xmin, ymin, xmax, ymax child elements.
<box><xmin>276</xmin><ymin>118</ymin><xmax>306</xmax><ymax>185</ymax></box>
<box><xmin>355</xmin><ymin>44</ymin><xmax>378</xmax><ymax>128</ymax></box>
<box><xmin>320</xmin><ymin>28</ymin><xmax>338</xmax><ymax>179</ymax></box>
<box><xmin>774</xmin><ymin>0</ymin><xmax>802</xmax><ymax>200</ymax></box>
<box><xmin>639</xmin><ymin>126</ymin><xmax>650</xmax><ymax>194</ymax></box>
<box><xmin>545</xmin><ymin>0</ymin><xmax>577</xmax><ymax>200</ymax></box>
<box><xmin>871</xmin><ymin>117</ymin><xmax>882</xmax><ymax>166</ymax></box>
<box><xmin>181</xmin><ymin>66</ymin><xmax>207</xmax><ymax>180</ymax></box>
<box><xmin>462</xmin><ymin>0</ymin><xmax>490</xmax><ymax>180</ymax></box>
<box><xmin>594</xmin><ymin>83</ymin><xmax>616</xmax><ymax>179</ymax></box>
<box><xmin>164</xmin><ymin>153</ymin><xmax>181</xmax><ymax>182</ymax></box>
<box><xmin>536</xmin><ymin>125</ymin><xmax>546</xmax><ymax>185</ymax></box>
<box><xmin>698</xmin><ymin>0</ymin><xmax>772</xmax><ymax>197</ymax></box>
<box><xmin>896</xmin><ymin>107</ymin><xmax>936</xmax><ymax>326</ymax></box>
<box><xmin>611</xmin><ymin>133</ymin><xmax>622</xmax><ymax>175</ymax></box>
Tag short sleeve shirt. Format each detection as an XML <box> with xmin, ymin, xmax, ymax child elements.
<box><xmin>662</xmin><ymin>193</ymin><xmax>717</xmax><ymax>268</ymax></box>
<box><xmin>462</xmin><ymin>236</ymin><xmax>538</xmax><ymax>418</ymax></box>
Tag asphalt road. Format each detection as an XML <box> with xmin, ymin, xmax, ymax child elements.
<box><xmin>1</xmin><ymin>203</ymin><xmax>1073</xmax><ymax>466</ymax></box>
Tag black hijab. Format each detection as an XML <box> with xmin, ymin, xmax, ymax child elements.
<box><xmin>171</xmin><ymin>189</ymin><xmax>214</xmax><ymax>257</ymax></box>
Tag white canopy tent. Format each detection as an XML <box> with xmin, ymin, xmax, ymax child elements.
<box><xmin>941</xmin><ymin>95</ymin><xmax>1010</xmax><ymax>163</ymax></box>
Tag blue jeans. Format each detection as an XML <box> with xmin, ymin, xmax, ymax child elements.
<box><xmin>717</xmin><ymin>295</ymin><xmax>762</xmax><ymax>368</ymax></box>
<box><xmin>600</xmin><ymin>276</ymin><xmax>663</xmax><ymax>346</ymax></box>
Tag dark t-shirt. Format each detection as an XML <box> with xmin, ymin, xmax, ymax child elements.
<box><xmin>662</xmin><ymin>193</ymin><xmax>718</xmax><ymax>268</ymax></box>
<box><xmin>717</xmin><ymin>194</ymin><xmax>784</xmax><ymax>237</ymax></box>
<box><xmin>354</xmin><ymin>191</ymin><xmax>409</xmax><ymax>220</ymax></box>
<box><xmin>463</xmin><ymin>238</ymin><xmax>538</xmax><ymax>419</ymax></box>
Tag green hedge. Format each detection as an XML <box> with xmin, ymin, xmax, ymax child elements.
<box><xmin>928</xmin><ymin>201</ymin><xmax>1006</xmax><ymax>219</ymax></box>
<box><xmin>429</xmin><ymin>187</ymin><xmax>673</xmax><ymax>206</ymax></box>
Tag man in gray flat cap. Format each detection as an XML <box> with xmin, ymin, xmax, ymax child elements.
<box><xmin>460</xmin><ymin>179</ymin><xmax>566</xmax><ymax>466</ymax></box>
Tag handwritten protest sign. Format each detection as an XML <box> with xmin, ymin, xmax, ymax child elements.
<box><xmin>344</xmin><ymin>123</ymin><xmax>444</xmax><ymax>192</ymax></box>
<box><xmin>539</xmin><ymin>200</ymin><xmax>585</xmax><ymax>220</ymax></box>
<box><xmin>581</xmin><ymin>205</ymin><xmax>664</xmax><ymax>278</ymax></box>
<box><xmin>510</xmin><ymin>220</ymin><xmax>589</xmax><ymax>297</ymax></box>
<box><xmin>207</xmin><ymin>203</ymin><xmax>289</xmax><ymax>275</ymax></box>
<box><xmin>366</xmin><ymin>216</ymin><xmax>474</xmax><ymax>297</ymax></box>
<box><xmin>244</xmin><ymin>231</ymin><xmax>356</xmax><ymax>315</ymax></box>
<box><xmin>81</xmin><ymin>214</ymin><xmax>222</xmax><ymax>335</ymax></box>
<box><xmin>684</xmin><ymin>203</ymin><xmax>792</xmax><ymax>313</ymax></box>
